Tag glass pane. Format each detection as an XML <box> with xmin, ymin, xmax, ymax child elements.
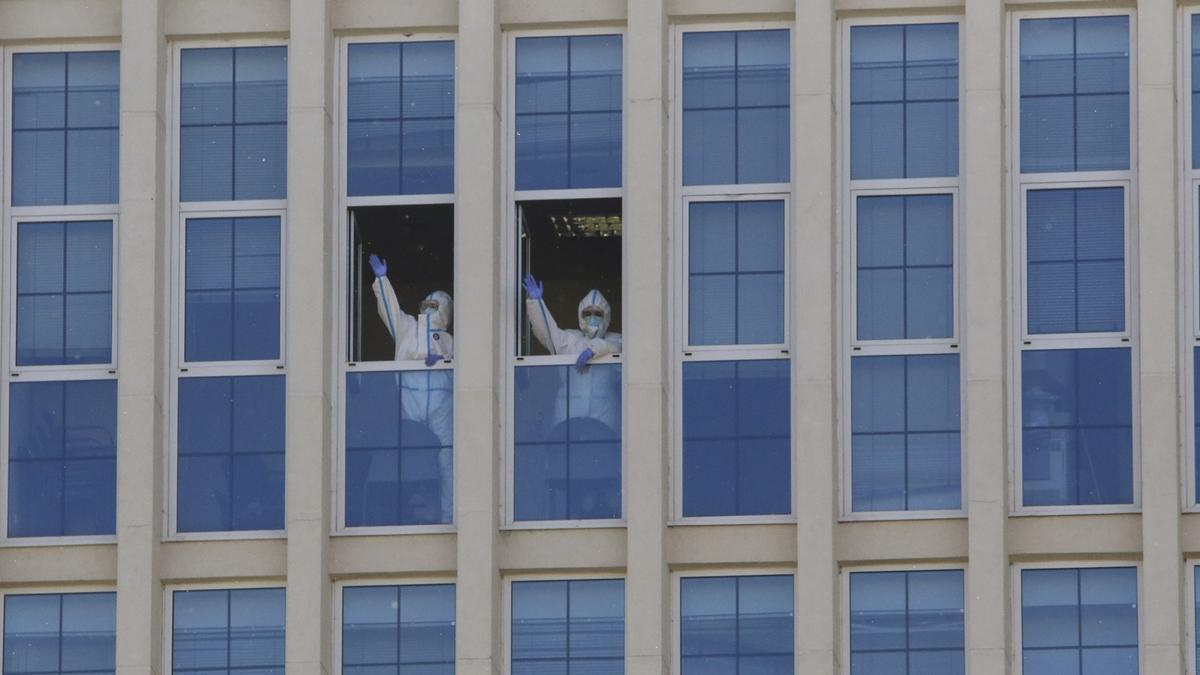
<box><xmin>5</xmin><ymin>595</ymin><xmax>63</xmax><ymax>673</ymax></box>
<box><xmin>683</xmin><ymin>29</ymin><xmax>789</xmax><ymax>186</ymax></box>
<box><xmin>512</xmin><ymin>581</ymin><xmax>568</xmax><ymax>662</ymax></box>
<box><xmin>1021</xmin><ymin>348</ymin><xmax>1133</xmax><ymax>507</ymax></box>
<box><xmin>568</xmin><ymin>580</ymin><xmax>624</xmax><ymax>660</ymax></box>
<box><xmin>177</xmin><ymin>375</ymin><xmax>285</xmax><ymax>533</ymax></box>
<box><xmin>398</xmin><ymin>585</ymin><xmax>455</xmax><ymax>666</ymax></box>
<box><xmin>8</xmin><ymin>380</ymin><xmax>117</xmax><ymax>537</ymax></box>
<box><xmin>345</xmin><ymin>370</ymin><xmax>454</xmax><ymax>526</ymax></box>
<box><xmin>680</xmin><ymin>577</ymin><xmax>737</xmax><ymax>657</ymax></box>
<box><xmin>172</xmin><ymin>590</ymin><xmax>229</xmax><ymax>670</ymax></box>
<box><xmin>59</xmin><ymin>593</ymin><xmax>117</xmax><ymax>671</ymax></box>
<box><xmin>1079</xmin><ymin>568</ymin><xmax>1137</xmax><ymax>647</ymax></box>
<box><xmin>185</xmin><ymin>216</ymin><xmax>281</xmax><ymax>362</ymax></box>
<box><xmin>228</xmin><ymin>588</ymin><xmax>285</xmax><ymax>669</ymax></box>
<box><xmin>343</xmin><ymin>586</ymin><xmax>398</xmax><ymax>666</ymax></box>
<box><xmin>1022</xmin><ymin>569</ymin><xmax>1080</xmax><ymax>649</ymax></box>
<box><xmin>11</xmin><ymin>130</ymin><xmax>66</xmax><ymax>206</ymax></box>
<box><xmin>682</xmin><ymin>360</ymin><xmax>790</xmax><ymax>517</ymax></box>
<box><xmin>514</xmin><ymin>364</ymin><xmax>621</xmax><ymax>521</ymax></box>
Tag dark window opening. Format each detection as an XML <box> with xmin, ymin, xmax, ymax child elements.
<box><xmin>348</xmin><ymin>204</ymin><xmax>453</xmax><ymax>362</ymax></box>
<box><xmin>517</xmin><ymin>197</ymin><xmax>622</xmax><ymax>357</ymax></box>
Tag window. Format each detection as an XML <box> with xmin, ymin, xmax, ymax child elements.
<box><xmin>679</xmin><ymin>574</ymin><xmax>793</xmax><ymax>674</ymax></box>
<box><xmin>1019</xmin><ymin>567</ymin><xmax>1138</xmax><ymax>674</ymax></box>
<box><xmin>850</xmin><ymin>23</ymin><xmax>958</xmax><ymax>180</ymax></box>
<box><xmin>177</xmin><ymin>375</ymin><xmax>285</xmax><ymax>532</ymax></box>
<box><xmin>171</xmin><ymin>588</ymin><xmax>285</xmax><ymax>675</ymax></box>
<box><xmin>173</xmin><ymin>216</ymin><xmax>285</xmax><ymax>535</ymax></box>
<box><xmin>179</xmin><ymin>46</ymin><xmax>287</xmax><ymax>202</ymax></box>
<box><xmin>845</xmin><ymin>21</ymin><xmax>960</xmax><ymax>517</ymax></box>
<box><xmin>682</xmin><ymin>359</ymin><xmax>790</xmax><ymax>517</ymax></box>
<box><xmin>509</xmin><ymin>30</ymin><xmax>624</xmax><ymax>525</ymax></box>
<box><xmin>3</xmin><ymin>592</ymin><xmax>116</xmax><ymax>675</ymax></box>
<box><xmin>677</xmin><ymin>26</ymin><xmax>791</xmax><ymax>522</ymax></box>
<box><xmin>848</xmin><ymin>570</ymin><xmax>965</xmax><ymax>674</ymax></box>
<box><xmin>515</xmin><ymin>35</ymin><xmax>622</xmax><ymax>191</ymax></box>
<box><xmin>1015</xmin><ymin>14</ymin><xmax>1132</xmax><ymax>511</ymax></box>
<box><xmin>15</xmin><ymin>220</ymin><xmax>113</xmax><ymax>366</ymax></box>
<box><xmin>11</xmin><ymin>51</ymin><xmax>119</xmax><ymax>206</ymax></box>
<box><xmin>1019</xmin><ymin>17</ymin><xmax>1129</xmax><ymax>174</ymax></box>
<box><xmin>346</xmin><ymin>41</ymin><xmax>454</xmax><ymax>196</ymax></box>
<box><xmin>342</xmin><ymin>584</ymin><xmax>455</xmax><ymax>675</ymax></box>
<box><xmin>339</xmin><ymin>37</ymin><xmax>457</xmax><ymax>532</ymax></box>
<box><xmin>5</xmin><ymin>48</ymin><xmax>121</xmax><ymax>541</ymax></box>
<box><xmin>173</xmin><ymin>43</ymin><xmax>289</xmax><ymax>536</ymax></box>
<box><xmin>681</xmin><ymin>29</ymin><xmax>789</xmax><ymax>186</ymax></box>
<box><xmin>511</xmin><ymin>579</ymin><xmax>624</xmax><ymax>674</ymax></box>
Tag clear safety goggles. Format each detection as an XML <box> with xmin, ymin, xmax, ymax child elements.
<box><xmin>581</xmin><ymin>307</ymin><xmax>604</xmax><ymax>320</ymax></box>
<box><xmin>420</xmin><ymin>298</ymin><xmax>440</xmax><ymax>313</ymax></box>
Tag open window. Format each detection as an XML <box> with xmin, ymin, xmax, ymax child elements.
<box><xmin>347</xmin><ymin>204</ymin><xmax>454</xmax><ymax>363</ymax></box>
<box><xmin>516</xmin><ymin>197</ymin><xmax>622</xmax><ymax>357</ymax></box>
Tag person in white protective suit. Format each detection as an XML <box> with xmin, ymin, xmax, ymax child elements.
<box><xmin>521</xmin><ymin>274</ymin><xmax>622</xmax><ymax>434</ymax></box>
<box><xmin>369</xmin><ymin>253</ymin><xmax>453</xmax><ymax>524</ymax></box>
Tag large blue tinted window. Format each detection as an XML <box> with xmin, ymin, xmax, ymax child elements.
<box><xmin>11</xmin><ymin>51</ymin><xmax>119</xmax><ymax>206</ymax></box>
<box><xmin>8</xmin><ymin>380</ymin><xmax>116</xmax><ymax>537</ymax></box>
<box><xmin>184</xmin><ymin>216</ymin><xmax>281</xmax><ymax>362</ymax></box>
<box><xmin>1193</xmin><ymin>17</ymin><xmax>1200</xmax><ymax>169</ymax></box>
<box><xmin>342</xmin><ymin>584</ymin><xmax>455</xmax><ymax>675</ymax></box>
<box><xmin>4</xmin><ymin>593</ymin><xmax>116</xmax><ymax>675</ymax></box>
<box><xmin>850</xmin><ymin>24</ymin><xmax>958</xmax><ymax>180</ymax></box>
<box><xmin>1022</xmin><ymin>348</ymin><xmax>1132</xmax><ymax>507</ymax></box>
<box><xmin>682</xmin><ymin>359</ymin><xmax>789</xmax><ymax>517</ymax></box>
<box><xmin>511</xmin><ymin>579</ymin><xmax>624</xmax><ymax>675</ymax></box>
<box><xmin>1026</xmin><ymin>187</ymin><xmax>1124</xmax><ymax>335</ymax></box>
<box><xmin>1020</xmin><ymin>17</ymin><xmax>1129</xmax><ymax>173</ymax></box>
<box><xmin>16</xmin><ymin>220</ymin><xmax>113</xmax><ymax>366</ymax></box>
<box><xmin>180</xmin><ymin>47</ymin><xmax>287</xmax><ymax>201</ymax></box>
<box><xmin>345</xmin><ymin>370</ymin><xmax>454</xmax><ymax>526</ymax></box>
<box><xmin>682</xmin><ymin>30</ymin><xmax>789</xmax><ymax>186</ymax></box>
<box><xmin>849</xmin><ymin>570</ymin><xmax>965</xmax><ymax>675</ymax></box>
<box><xmin>177</xmin><ymin>375</ymin><xmax>285</xmax><ymax>533</ymax></box>
<box><xmin>347</xmin><ymin>41</ymin><xmax>454</xmax><ymax>197</ymax></box>
<box><xmin>172</xmin><ymin>588</ymin><xmax>285</xmax><ymax>675</ymax></box>
<box><xmin>680</xmin><ymin>575</ymin><xmax>793</xmax><ymax>674</ymax></box>
<box><xmin>856</xmin><ymin>194</ymin><xmax>953</xmax><ymax>340</ymax></box>
<box><xmin>1021</xmin><ymin>567</ymin><xmax>1138</xmax><ymax>674</ymax></box>
<box><xmin>851</xmin><ymin>354</ymin><xmax>960</xmax><ymax>512</ymax></box>
<box><xmin>513</xmin><ymin>364</ymin><xmax>620</xmax><ymax>521</ymax></box>
<box><xmin>515</xmin><ymin>35</ymin><xmax>622</xmax><ymax>191</ymax></box>
<box><xmin>688</xmin><ymin>200</ymin><xmax>785</xmax><ymax>346</ymax></box>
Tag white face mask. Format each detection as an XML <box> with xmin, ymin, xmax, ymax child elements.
<box><xmin>583</xmin><ymin>314</ymin><xmax>604</xmax><ymax>337</ymax></box>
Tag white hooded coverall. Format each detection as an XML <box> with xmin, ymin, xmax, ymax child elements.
<box><xmin>372</xmin><ymin>278</ymin><xmax>453</xmax><ymax>522</ymax></box>
<box><xmin>525</xmin><ymin>289</ymin><xmax>622</xmax><ymax>434</ymax></box>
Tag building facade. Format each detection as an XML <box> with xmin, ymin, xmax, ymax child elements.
<box><xmin>0</xmin><ymin>0</ymin><xmax>1194</xmax><ymax>673</ymax></box>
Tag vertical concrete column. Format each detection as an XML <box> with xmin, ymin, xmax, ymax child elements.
<box><xmin>623</xmin><ymin>0</ymin><xmax>670</xmax><ymax>674</ymax></box>
<box><xmin>285</xmin><ymin>2</ymin><xmax>335</xmax><ymax>675</ymax></box>
<box><xmin>1136</xmin><ymin>1</ymin><xmax>1184</xmax><ymax>671</ymax></box>
<box><xmin>792</xmin><ymin>1</ymin><xmax>837</xmax><ymax>673</ymax></box>
<box><xmin>115</xmin><ymin>2</ymin><xmax>167</xmax><ymax>675</ymax></box>
<box><xmin>961</xmin><ymin>0</ymin><xmax>1008</xmax><ymax>673</ymax></box>
<box><xmin>454</xmin><ymin>2</ymin><xmax>502</xmax><ymax>673</ymax></box>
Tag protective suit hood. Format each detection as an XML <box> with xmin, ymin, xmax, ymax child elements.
<box><xmin>577</xmin><ymin>289</ymin><xmax>611</xmax><ymax>338</ymax></box>
<box><xmin>423</xmin><ymin>290</ymin><xmax>453</xmax><ymax>332</ymax></box>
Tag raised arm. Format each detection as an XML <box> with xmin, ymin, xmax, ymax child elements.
<box><xmin>369</xmin><ymin>254</ymin><xmax>416</xmax><ymax>346</ymax></box>
<box><xmin>522</xmin><ymin>274</ymin><xmax>571</xmax><ymax>355</ymax></box>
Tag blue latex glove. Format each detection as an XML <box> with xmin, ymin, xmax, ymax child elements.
<box><xmin>368</xmin><ymin>254</ymin><xmax>387</xmax><ymax>278</ymax></box>
<box><xmin>522</xmin><ymin>274</ymin><xmax>543</xmax><ymax>300</ymax></box>
<box><xmin>425</xmin><ymin>353</ymin><xmax>444</xmax><ymax>367</ymax></box>
<box><xmin>575</xmin><ymin>348</ymin><xmax>594</xmax><ymax>372</ymax></box>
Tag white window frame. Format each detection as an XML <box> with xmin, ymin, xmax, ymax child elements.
<box><xmin>503</xmin><ymin>572</ymin><xmax>626</xmax><ymax>675</ymax></box>
<box><xmin>670</xmin><ymin>567</ymin><xmax>796</xmax><ymax>675</ymax></box>
<box><xmin>501</xmin><ymin>26</ymin><xmax>627</xmax><ymax>530</ymax></box>
<box><xmin>162</xmin><ymin>580</ymin><xmax>287</xmax><ymax>675</ymax></box>
<box><xmin>669</xmin><ymin>21</ymin><xmax>794</xmax><ymax>526</ymax></box>
<box><xmin>1187</xmin><ymin>559</ymin><xmax>1199</xmax><ymax>675</ymax></box>
<box><xmin>333</xmin><ymin>576</ymin><xmax>458</xmax><ymax>675</ymax></box>
<box><xmin>1010</xmin><ymin>560</ymin><xmax>1143</xmax><ymax>675</ymax></box>
<box><xmin>839</xmin><ymin>562</ymin><xmax>969</xmax><ymax>675</ymax></box>
<box><xmin>1008</xmin><ymin>8</ymin><xmax>1140</xmax><ymax>516</ymax></box>
<box><xmin>331</xmin><ymin>32</ymin><xmax>458</xmax><ymax>536</ymax></box>
<box><xmin>167</xmin><ymin>39</ymin><xmax>290</xmax><ymax>540</ymax></box>
<box><xmin>0</xmin><ymin>43</ymin><xmax>121</xmax><ymax>546</ymax></box>
<box><xmin>839</xmin><ymin>16</ymin><xmax>965</xmax><ymax>523</ymax></box>
<box><xmin>1183</xmin><ymin>8</ymin><xmax>1200</xmax><ymax>513</ymax></box>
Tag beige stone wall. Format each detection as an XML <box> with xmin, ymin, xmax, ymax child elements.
<box><xmin>0</xmin><ymin>0</ymin><xmax>1193</xmax><ymax>673</ymax></box>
